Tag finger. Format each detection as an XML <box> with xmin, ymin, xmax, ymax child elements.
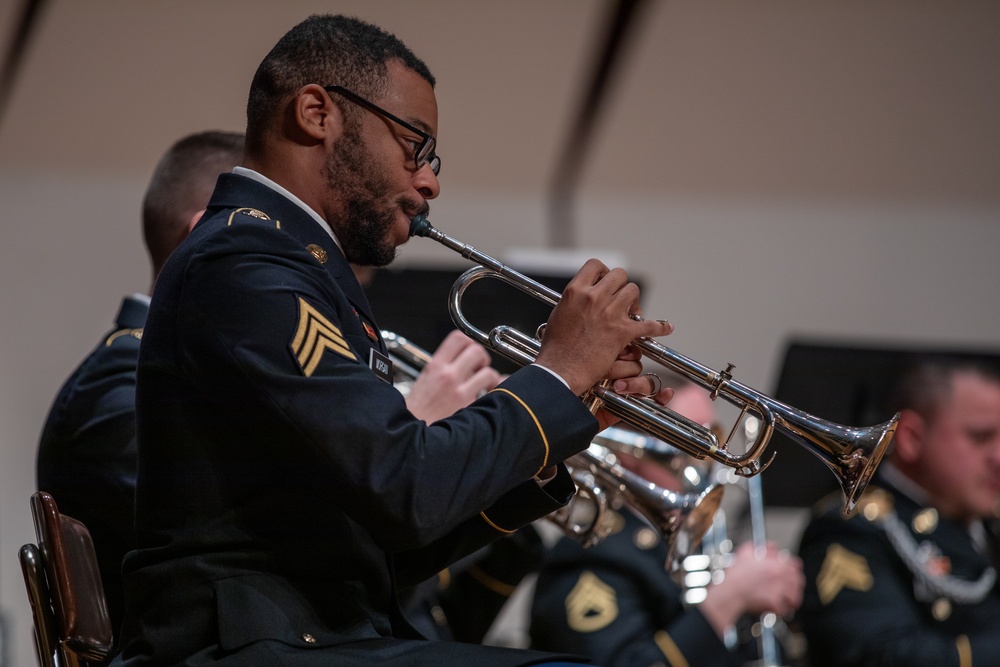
<box><xmin>611</xmin><ymin>372</ymin><xmax>661</xmax><ymax>395</ymax></box>
<box><xmin>463</xmin><ymin>367</ymin><xmax>501</xmax><ymax>396</ymax></box>
<box><xmin>451</xmin><ymin>340</ymin><xmax>492</xmax><ymax>377</ymax></box>
<box><xmin>568</xmin><ymin>258</ymin><xmax>611</xmax><ymax>288</ymax></box>
<box><xmin>604</xmin><ymin>359</ymin><xmax>645</xmax><ymax>383</ymax></box>
<box><xmin>632</xmin><ymin>318</ymin><xmax>674</xmax><ymax>339</ymax></box>
<box><xmin>616</xmin><ymin>345</ymin><xmax>643</xmax><ymax>361</ymax></box>
<box><xmin>432</xmin><ymin>329</ymin><xmax>476</xmax><ymax>362</ymax></box>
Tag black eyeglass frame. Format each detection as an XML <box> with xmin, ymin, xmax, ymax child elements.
<box><xmin>324</xmin><ymin>85</ymin><xmax>440</xmax><ymax>176</ymax></box>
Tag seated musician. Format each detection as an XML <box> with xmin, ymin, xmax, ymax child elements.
<box><xmin>798</xmin><ymin>358</ymin><xmax>1000</xmax><ymax>666</ymax></box>
<box><xmin>530</xmin><ymin>379</ymin><xmax>804</xmax><ymax>667</ymax></box>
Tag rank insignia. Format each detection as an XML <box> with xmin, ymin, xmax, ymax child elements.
<box><xmin>565</xmin><ymin>571</ymin><xmax>618</xmax><ymax>632</ymax></box>
<box><xmin>306</xmin><ymin>244</ymin><xmax>328</xmax><ymax>265</ymax></box>
<box><xmin>817</xmin><ymin>543</ymin><xmax>873</xmax><ymax>604</ymax></box>
<box><xmin>290</xmin><ymin>296</ymin><xmax>356</xmax><ymax>376</ymax></box>
<box><xmin>362</xmin><ymin>321</ymin><xmax>379</xmax><ymax>342</ymax></box>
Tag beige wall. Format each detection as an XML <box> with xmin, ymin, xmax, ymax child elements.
<box><xmin>1</xmin><ymin>1</ymin><xmax>998</xmax><ymax>663</ymax></box>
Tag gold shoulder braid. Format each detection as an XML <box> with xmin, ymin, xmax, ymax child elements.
<box><xmin>878</xmin><ymin>508</ymin><xmax>996</xmax><ymax>605</ymax></box>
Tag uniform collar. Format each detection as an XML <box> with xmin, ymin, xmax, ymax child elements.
<box><xmin>231</xmin><ymin>166</ymin><xmax>342</xmax><ymax>251</ymax></box>
<box><xmin>115</xmin><ymin>294</ymin><xmax>150</xmax><ymax>329</ymax></box>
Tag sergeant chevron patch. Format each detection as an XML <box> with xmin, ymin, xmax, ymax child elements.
<box><xmin>291</xmin><ymin>296</ymin><xmax>356</xmax><ymax>376</ymax></box>
<box><xmin>565</xmin><ymin>571</ymin><xmax>618</xmax><ymax>632</ymax></box>
<box><xmin>817</xmin><ymin>543</ymin><xmax>873</xmax><ymax>604</ymax></box>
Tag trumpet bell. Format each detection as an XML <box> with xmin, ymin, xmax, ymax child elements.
<box><xmin>670</xmin><ymin>485</ymin><xmax>725</xmax><ymax>565</ymax></box>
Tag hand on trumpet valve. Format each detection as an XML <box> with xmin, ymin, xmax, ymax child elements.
<box><xmin>534</xmin><ymin>259</ymin><xmax>673</xmax><ymax>399</ymax></box>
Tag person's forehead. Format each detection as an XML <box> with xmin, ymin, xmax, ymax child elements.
<box><xmin>381</xmin><ymin>60</ymin><xmax>438</xmax><ymax>135</ymax></box>
<box><xmin>935</xmin><ymin>372</ymin><xmax>1000</xmax><ymax>422</ymax></box>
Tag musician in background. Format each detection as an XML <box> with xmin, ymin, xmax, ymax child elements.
<box><xmin>36</xmin><ymin>131</ymin><xmax>244</xmax><ymax>640</ymax></box>
<box><xmin>530</xmin><ymin>379</ymin><xmax>805</xmax><ymax>667</ymax></box>
<box><xmin>798</xmin><ymin>358</ymin><xmax>1000</xmax><ymax>666</ymax></box>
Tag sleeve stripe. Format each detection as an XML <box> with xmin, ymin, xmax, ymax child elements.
<box><xmin>654</xmin><ymin>629</ymin><xmax>690</xmax><ymax>667</ymax></box>
<box><xmin>489</xmin><ymin>387</ymin><xmax>550</xmax><ymax>475</ymax></box>
<box><xmin>479</xmin><ymin>511</ymin><xmax>515</xmax><ymax>534</ymax></box>
<box><xmin>957</xmin><ymin>634</ymin><xmax>972</xmax><ymax>667</ymax></box>
<box><xmin>466</xmin><ymin>564</ymin><xmax>518</xmax><ymax>597</ymax></box>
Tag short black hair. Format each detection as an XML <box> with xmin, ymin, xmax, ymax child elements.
<box><xmin>245</xmin><ymin>14</ymin><xmax>434</xmax><ymax>155</ymax></box>
<box><xmin>888</xmin><ymin>357</ymin><xmax>1000</xmax><ymax>420</ymax></box>
<box><xmin>142</xmin><ymin>131</ymin><xmax>245</xmax><ymax>276</ymax></box>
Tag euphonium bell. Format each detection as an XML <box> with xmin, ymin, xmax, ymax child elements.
<box><xmin>408</xmin><ymin>215</ymin><xmax>899</xmax><ymax>515</ymax></box>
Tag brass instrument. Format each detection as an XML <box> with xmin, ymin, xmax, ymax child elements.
<box><xmin>382</xmin><ymin>330</ymin><xmax>722</xmax><ymax>560</ymax></box>
<box><xmin>409</xmin><ymin>215</ymin><xmax>898</xmax><ymax>514</ymax></box>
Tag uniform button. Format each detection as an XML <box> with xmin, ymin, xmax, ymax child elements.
<box><xmin>913</xmin><ymin>508</ymin><xmax>939</xmax><ymax>534</ymax></box>
<box><xmin>931</xmin><ymin>598</ymin><xmax>952</xmax><ymax>621</ymax></box>
<box><xmin>301</xmin><ymin>633</ymin><xmax>317</xmax><ymax>644</ymax></box>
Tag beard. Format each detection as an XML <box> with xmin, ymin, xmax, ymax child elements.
<box><xmin>323</xmin><ymin>127</ymin><xmax>408</xmax><ymax>268</ymax></box>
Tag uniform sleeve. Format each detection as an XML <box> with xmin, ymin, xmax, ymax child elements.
<box><xmin>798</xmin><ymin>514</ymin><xmax>1000</xmax><ymax>666</ymax></box>
<box><xmin>393</xmin><ymin>467</ymin><xmax>574</xmax><ymax>587</ymax></box>
<box><xmin>177</xmin><ymin>223</ymin><xmax>599</xmax><ymax>553</ymax></box>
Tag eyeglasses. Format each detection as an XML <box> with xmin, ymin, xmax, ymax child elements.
<box><xmin>324</xmin><ymin>85</ymin><xmax>440</xmax><ymax>176</ymax></box>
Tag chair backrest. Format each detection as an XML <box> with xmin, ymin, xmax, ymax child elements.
<box><xmin>21</xmin><ymin>491</ymin><xmax>114</xmax><ymax>665</ymax></box>
<box><xmin>19</xmin><ymin>542</ymin><xmax>60</xmax><ymax>667</ymax></box>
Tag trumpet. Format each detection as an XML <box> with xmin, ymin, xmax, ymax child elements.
<box><xmin>409</xmin><ymin>215</ymin><xmax>899</xmax><ymax>515</ymax></box>
<box><xmin>383</xmin><ymin>330</ymin><xmax>722</xmax><ymax>559</ymax></box>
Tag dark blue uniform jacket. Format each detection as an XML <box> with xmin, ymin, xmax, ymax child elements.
<box><xmin>113</xmin><ymin>173</ymin><xmax>598</xmax><ymax>666</ymax></box>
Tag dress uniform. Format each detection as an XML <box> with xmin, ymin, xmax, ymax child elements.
<box><xmin>111</xmin><ymin>172</ymin><xmax>597</xmax><ymax>666</ymax></box>
<box><xmin>38</xmin><ymin>294</ymin><xmax>148</xmax><ymax>637</ymax></box>
<box><xmin>798</xmin><ymin>468</ymin><xmax>1000</xmax><ymax>666</ymax></box>
<box><xmin>531</xmin><ymin>509</ymin><xmax>737</xmax><ymax>667</ymax></box>
<box><xmin>405</xmin><ymin>526</ymin><xmax>546</xmax><ymax>643</ymax></box>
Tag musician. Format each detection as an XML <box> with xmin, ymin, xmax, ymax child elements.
<box><xmin>37</xmin><ymin>131</ymin><xmax>244</xmax><ymax>640</ymax></box>
<box><xmin>798</xmin><ymin>358</ymin><xmax>1000</xmax><ymax>666</ymax></box>
<box><xmin>112</xmin><ymin>14</ymin><xmax>671</xmax><ymax>667</ymax></box>
<box><xmin>530</xmin><ymin>381</ymin><xmax>805</xmax><ymax>667</ymax></box>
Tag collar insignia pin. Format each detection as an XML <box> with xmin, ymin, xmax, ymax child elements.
<box><xmin>306</xmin><ymin>244</ymin><xmax>328</xmax><ymax>265</ymax></box>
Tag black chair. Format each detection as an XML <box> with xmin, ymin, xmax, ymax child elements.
<box><xmin>19</xmin><ymin>491</ymin><xmax>113</xmax><ymax>666</ymax></box>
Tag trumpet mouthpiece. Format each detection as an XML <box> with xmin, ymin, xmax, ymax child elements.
<box><xmin>409</xmin><ymin>214</ymin><xmax>432</xmax><ymax>238</ymax></box>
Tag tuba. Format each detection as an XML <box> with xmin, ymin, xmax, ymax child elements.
<box><xmin>409</xmin><ymin>215</ymin><xmax>898</xmax><ymax>515</ymax></box>
<box><xmin>383</xmin><ymin>330</ymin><xmax>722</xmax><ymax>561</ymax></box>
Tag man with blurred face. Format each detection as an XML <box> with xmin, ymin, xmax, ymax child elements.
<box><xmin>531</xmin><ymin>379</ymin><xmax>805</xmax><ymax>667</ymax></box>
<box><xmin>798</xmin><ymin>358</ymin><xmax>1000</xmax><ymax>666</ymax></box>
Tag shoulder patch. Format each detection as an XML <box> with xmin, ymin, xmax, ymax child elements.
<box><xmin>227</xmin><ymin>207</ymin><xmax>281</xmax><ymax>228</ymax></box>
<box><xmin>817</xmin><ymin>543</ymin><xmax>873</xmax><ymax>604</ymax></box>
<box><xmin>566</xmin><ymin>571</ymin><xmax>618</xmax><ymax>633</ymax></box>
<box><xmin>290</xmin><ymin>296</ymin><xmax>356</xmax><ymax>376</ymax></box>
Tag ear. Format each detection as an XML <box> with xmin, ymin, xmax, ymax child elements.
<box><xmin>891</xmin><ymin>409</ymin><xmax>926</xmax><ymax>465</ymax></box>
<box><xmin>293</xmin><ymin>84</ymin><xmax>342</xmax><ymax>142</ymax></box>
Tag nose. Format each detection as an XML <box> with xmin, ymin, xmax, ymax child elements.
<box><xmin>413</xmin><ymin>163</ymin><xmax>440</xmax><ymax>200</ymax></box>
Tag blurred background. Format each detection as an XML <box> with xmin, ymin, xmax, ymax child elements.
<box><xmin>1</xmin><ymin>1</ymin><xmax>998</xmax><ymax>664</ymax></box>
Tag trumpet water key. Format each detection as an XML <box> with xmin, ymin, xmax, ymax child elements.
<box><xmin>408</xmin><ymin>215</ymin><xmax>898</xmax><ymax>515</ymax></box>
